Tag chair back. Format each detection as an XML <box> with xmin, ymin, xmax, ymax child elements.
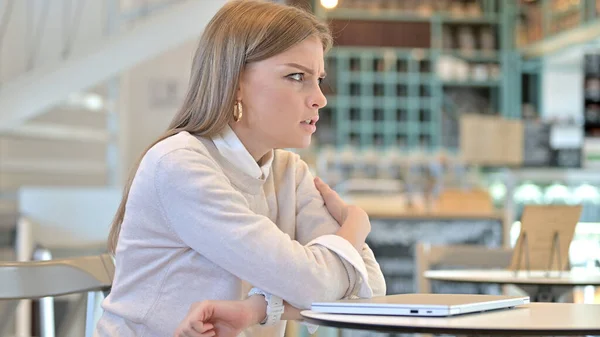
<box><xmin>415</xmin><ymin>243</ymin><xmax>513</xmax><ymax>293</ymax></box>
<box><xmin>0</xmin><ymin>254</ymin><xmax>114</xmax><ymax>300</ymax></box>
<box><xmin>0</xmin><ymin>254</ymin><xmax>114</xmax><ymax>337</ymax></box>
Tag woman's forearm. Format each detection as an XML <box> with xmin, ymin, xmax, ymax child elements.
<box><xmin>243</xmin><ymin>295</ymin><xmax>268</xmax><ymax>325</ymax></box>
<box><xmin>282</xmin><ymin>302</ymin><xmax>302</xmax><ymax>320</ymax></box>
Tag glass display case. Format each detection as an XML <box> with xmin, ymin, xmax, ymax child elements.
<box><xmin>486</xmin><ymin>168</ymin><xmax>600</xmax><ymax>270</ymax></box>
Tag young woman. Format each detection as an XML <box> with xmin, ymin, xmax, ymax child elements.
<box><xmin>95</xmin><ymin>1</ymin><xmax>385</xmax><ymax>336</ymax></box>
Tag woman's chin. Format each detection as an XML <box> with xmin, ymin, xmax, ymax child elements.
<box><xmin>297</xmin><ymin>136</ymin><xmax>313</xmax><ymax>149</ymax></box>
<box><xmin>279</xmin><ymin>136</ymin><xmax>312</xmax><ymax>150</ymax></box>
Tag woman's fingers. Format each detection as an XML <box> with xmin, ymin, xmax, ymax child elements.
<box><xmin>192</xmin><ymin>322</ymin><xmax>213</xmax><ymax>333</ymax></box>
<box><xmin>176</xmin><ymin>327</ymin><xmax>201</xmax><ymax>337</ymax></box>
<box><xmin>174</xmin><ymin>302</ymin><xmax>215</xmax><ymax>337</ymax></box>
<box><xmin>314</xmin><ymin>177</ymin><xmax>329</xmax><ymax>194</ymax></box>
<box><xmin>177</xmin><ymin>322</ymin><xmax>215</xmax><ymax>337</ymax></box>
<box><xmin>315</xmin><ymin>177</ymin><xmax>338</xmax><ymax>201</ymax></box>
<box><xmin>314</xmin><ymin>177</ymin><xmax>347</xmax><ymax>223</ymax></box>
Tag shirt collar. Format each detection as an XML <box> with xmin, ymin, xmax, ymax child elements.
<box><xmin>211</xmin><ymin>124</ymin><xmax>273</xmax><ymax>179</ymax></box>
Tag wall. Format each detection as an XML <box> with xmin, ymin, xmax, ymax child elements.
<box><xmin>540</xmin><ymin>49</ymin><xmax>584</xmax><ymax>121</ymax></box>
<box><xmin>119</xmin><ymin>37</ymin><xmax>198</xmax><ymax>176</ymax></box>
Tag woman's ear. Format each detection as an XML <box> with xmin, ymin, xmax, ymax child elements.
<box><xmin>236</xmin><ymin>87</ymin><xmax>242</xmax><ymax>102</ymax></box>
<box><xmin>236</xmin><ymin>73</ymin><xmax>244</xmax><ymax>102</ymax></box>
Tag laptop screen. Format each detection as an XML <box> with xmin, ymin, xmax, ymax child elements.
<box><xmin>314</xmin><ymin>294</ymin><xmax>527</xmax><ymax>307</ymax></box>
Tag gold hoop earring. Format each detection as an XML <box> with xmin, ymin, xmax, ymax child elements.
<box><xmin>233</xmin><ymin>101</ymin><xmax>243</xmax><ymax>122</ymax></box>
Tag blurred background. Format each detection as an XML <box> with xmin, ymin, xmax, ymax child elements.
<box><xmin>0</xmin><ymin>0</ymin><xmax>599</xmax><ymax>336</ymax></box>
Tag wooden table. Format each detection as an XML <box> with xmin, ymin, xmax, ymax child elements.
<box><xmin>301</xmin><ymin>302</ymin><xmax>600</xmax><ymax>335</ymax></box>
<box><xmin>346</xmin><ymin>193</ymin><xmax>502</xmax><ymax>220</ymax></box>
<box><xmin>425</xmin><ymin>269</ymin><xmax>600</xmax><ymax>302</ymax></box>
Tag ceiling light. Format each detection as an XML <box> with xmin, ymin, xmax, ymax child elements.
<box><xmin>320</xmin><ymin>0</ymin><xmax>338</xmax><ymax>9</ymax></box>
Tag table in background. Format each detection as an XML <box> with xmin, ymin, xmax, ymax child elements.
<box><xmin>425</xmin><ymin>269</ymin><xmax>600</xmax><ymax>302</ymax></box>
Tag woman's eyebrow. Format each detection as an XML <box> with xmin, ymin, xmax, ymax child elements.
<box><xmin>283</xmin><ymin>62</ymin><xmax>327</xmax><ymax>77</ymax></box>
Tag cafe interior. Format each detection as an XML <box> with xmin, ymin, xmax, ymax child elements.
<box><xmin>0</xmin><ymin>0</ymin><xmax>599</xmax><ymax>336</ymax></box>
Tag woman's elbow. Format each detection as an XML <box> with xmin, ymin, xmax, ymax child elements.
<box><xmin>373</xmin><ymin>282</ymin><xmax>387</xmax><ymax>297</ymax></box>
<box><xmin>291</xmin><ymin>277</ymin><xmax>345</xmax><ymax>309</ymax></box>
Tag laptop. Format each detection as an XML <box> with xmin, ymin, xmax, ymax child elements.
<box><xmin>311</xmin><ymin>294</ymin><xmax>530</xmax><ymax>317</ymax></box>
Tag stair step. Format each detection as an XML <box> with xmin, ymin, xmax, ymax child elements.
<box><xmin>4</xmin><ymin>123</ymin><xmax>109</xmax><ymax>142</ymax></box>
<box><xmin>30</xmin><ymin>106</ymin><xmax>108</xmax><ymax>128</ymax></box>
<box><xmin>0</xmin><ymin>171</ymin><xmax>106</xmax><ymax>191</ymax></box>
<box><xmin>0</xmin><ymin>159</ymin><xmax>107</xmax><ymax>174</ymax></box>
<box><xmin>0</xmin><ymin>136</ymin><xmax>107</xmax><ymax>162</ymax></box>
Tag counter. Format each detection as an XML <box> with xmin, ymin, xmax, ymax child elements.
<box><xmin>344</xmin><ymin>193</ymin><xmax>505</xmax><ymax>295</ymax></box>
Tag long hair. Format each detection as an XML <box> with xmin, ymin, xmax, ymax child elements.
<box><xmin>108</xmin><ymin>0</ymin><xmax>333</xmax><ymax>253</ymax></box>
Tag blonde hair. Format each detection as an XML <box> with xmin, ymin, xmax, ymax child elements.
<box><xmin>108</xmin><ymin>0</ymin><xmax>332</xmax><ymax>253</ymax></box>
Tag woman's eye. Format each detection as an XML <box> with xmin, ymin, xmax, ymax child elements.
<box><xmin>288</xmin><ymin>73</ymin><xmax>304</xmax><ymax>82</ymax></box>
<box><xmin>318</xmin><ymin>77</ymin><xmax>324</xmax><ymax>85</ymax></box>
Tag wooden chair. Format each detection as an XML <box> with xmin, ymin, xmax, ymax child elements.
<box><xmin>414</xmin><ymin>242</ymin><xmax>513</xmax><ymax>293</ymax></box>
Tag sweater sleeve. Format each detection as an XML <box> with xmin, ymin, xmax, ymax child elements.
<box><xmin>294</xmin><ymin>156</ymin><xmax>384</xmax><ymax>299</ymax></box>
<box><xmin>361</xmin><ymin>244</ymin><xmax>387</xmax><ymax>297</ymax></box>
<box><xmin>153</xmin><ymin>148</ymin><xmax>354</xmax><ymax>309</ymax></box>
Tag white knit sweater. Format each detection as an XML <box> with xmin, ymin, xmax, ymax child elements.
<box><xmin>96</xmin><ymin>130</ymin><xmax>386</xmax><ymax>337</ymax></box>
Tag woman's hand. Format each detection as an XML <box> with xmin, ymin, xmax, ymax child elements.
<box><xmin>314</xmin><ymin>177</ymin><xmax>371</xmax><ymax>250</ymax></box>
<box><xmin>314</xmin><ymin>177</ymin><xmax>349</xmax><ymax>224</ymax></box>
<box><xmin>173</xmin><ymin>297</ymin><xmax>264</xmax><ymax>337</ymax></box>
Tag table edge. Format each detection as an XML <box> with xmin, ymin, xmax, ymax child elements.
<box><xmin>424</xmin><ymin>276</ymin><xmax>600</xmax><ymax>286</ymax></box>
<box><xmin>300</xmin><ymin>314</ymin><xmax>600</xmax><ymax>336</ymax></box>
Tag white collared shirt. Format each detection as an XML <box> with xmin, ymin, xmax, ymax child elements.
<box><xmin>212</xmin><ymin>124</ymin><xmax>273</xmax><ymax>179</ymax></box>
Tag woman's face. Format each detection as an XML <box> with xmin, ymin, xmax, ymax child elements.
<box><xmin>234</xmin><ymin>36</ymin><xmax>327</xmax><ymax>158</ymax></box>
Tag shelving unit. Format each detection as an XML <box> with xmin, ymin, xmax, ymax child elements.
<box><xmin>320</xmin><ymin>48</ymin><xmax>441</xmax><ymax>148</ymax></box>
<box><xmin>518</xmin><ymin>0</ymin><xmax>600</xmax><ymax>59</ymax></box>
<box><xmin>322</xmin><ymin>7</ymin><xmax>501</xmax><ymax>24</ymax></box>
<box><xmin>313</xmin><ymin>0</ymin><xmax>522</xmax><ymax>151</ymax></box>
<box><xmin>584</xmin><ymin>53</ymin><xmax>600</xmax><ymax>137</ymax></box>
